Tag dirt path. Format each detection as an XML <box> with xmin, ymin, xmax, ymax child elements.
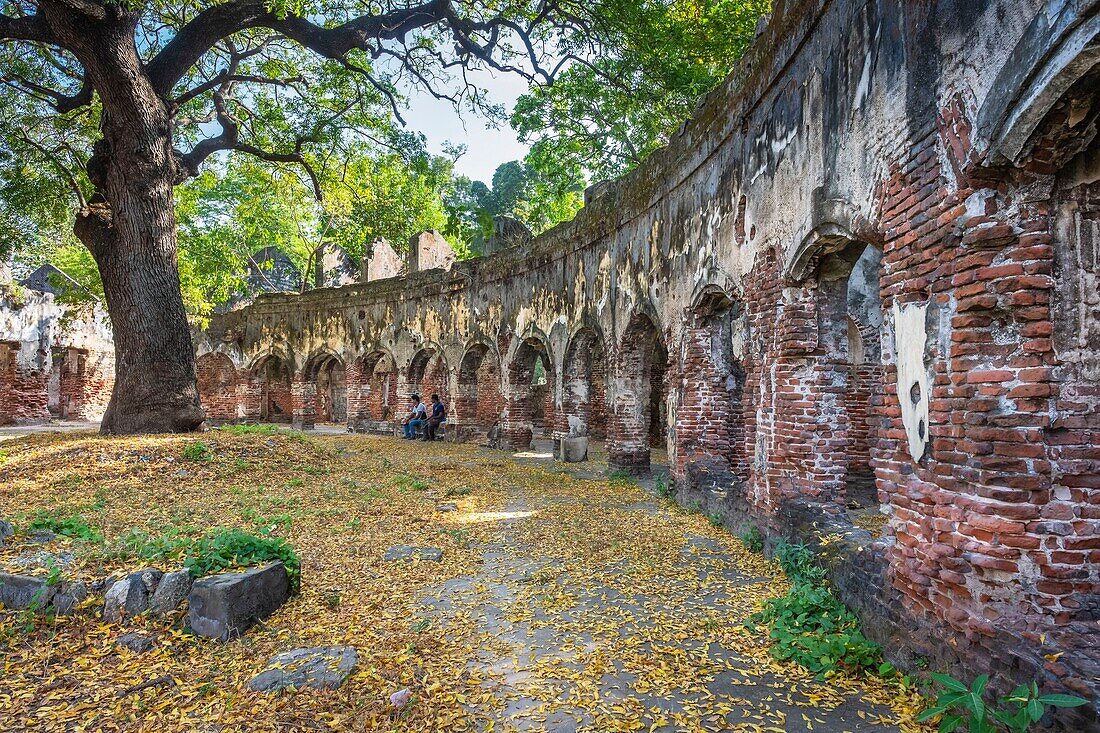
<box><xmin>420</xmin><ymin>469</ymin><xmax>908</xmax><ymax>733</ymax></box>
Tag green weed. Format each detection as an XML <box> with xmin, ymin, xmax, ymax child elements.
<box><xmin>740</xmin><ymin>526</ymin><xmax>764</xmax><ymax>553</ymax></box>
<box><xmin>25</xmin><ymin>510</ymin><xmax>102</xmax><ymax>543</ymax></box>
<box><xmin>184</xmin><ymin>528</ymin><xmax>301</xmax><ymax>593</ymax></box>
<box><xmin>918</xmin><ymin>674</ymin><xmax>1087</xmax><ymax>733</ymax></box>
<box><xmin>182</xmin><ymin>441</ymin><xmax>213</xmax><ymax>461</ymax></box>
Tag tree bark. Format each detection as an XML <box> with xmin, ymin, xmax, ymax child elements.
<box><xmin>50</xmin><ymin>4</ymin><xmax>205</xmax><ymax>434</ymax></box>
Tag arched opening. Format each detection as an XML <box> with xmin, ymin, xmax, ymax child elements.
<box><xmin>407</xmin><ymin>348</ymin><xmax>448</xmax><ymax>404</ymax></box>
<box><xmin>349</xmin><ymin>350</ymin><xmax>398</xmax><ymax>430</ymax></box>
<box><xmin>457</xmin><ymin>343</ymin><xmax>502</xmax><ymax>441</ymax></box>
<box><xmin>677</xmin><ymin>291</ymin><xmax>748</xmax><ymax>494</ymax></box>
<box><xmin>817</xmin><ymin>241</ymin><xmax>884</xmax><ymax>510</ymax></box>
<box><xmin>196</xmin><ymin>352</ymin><xmax>238</xmax><ymax>423</ymax></box>
<box><xmin>502</xmin><ymin>336</ymin><xmax>553</xmax><ymax>450</ymax></box>
<box><xmin>252</xmin><ymin>354</ymin><xmax>292</xmax><ymax>423</ymax></box>
<box><xmin>560</xmin><ymin>329</ymin><xmax>609</xmax><ymax>440</ymax></box>
<box><xmin>609</xmin><ymin>314</ymin><xmax>668</xmax><ymax>473</ymax></box>
<box><xmin>307</xmin><ymin>353</ymin><xmax>347</xmax><ymax>425</ymax></box>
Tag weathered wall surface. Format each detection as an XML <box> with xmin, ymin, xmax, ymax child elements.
<box><xmin>0</xmin><ymin>289</ymin><xmax>115</xmax><ymax>424</ymax></box>
<box><xmin>196</xmin><ymin>0</ymin><xmax>1100</xmax><ymax>726</ymax></box>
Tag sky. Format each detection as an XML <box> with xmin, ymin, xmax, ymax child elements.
<box><xmin>400</xmin><ymin>70</ymin><xmax>533</xmax><ymax>184</ymax></box>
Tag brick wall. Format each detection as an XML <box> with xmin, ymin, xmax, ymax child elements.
<box><xmin>196</xmin><ymin>352</ymin><xmax>238</xmax><ymax>422</ymax></box>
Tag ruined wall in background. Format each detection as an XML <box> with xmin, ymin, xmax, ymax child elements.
<box><xmin>195</xmin><ymin>1</ymin><xmax>1100</xmax><ymax>727</ymax></box>
<box><xmin>0</xmin><ymin>289</ymin><xmax>114</xmax><ymax>425</ymax></box>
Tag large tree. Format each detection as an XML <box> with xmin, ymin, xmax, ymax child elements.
<box><xmin>0</xmin><ymin>0</ymin><xmax>589</xmax><ymax>434</ymax></box>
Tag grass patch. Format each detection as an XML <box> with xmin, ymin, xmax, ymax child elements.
<box><xmin>25</xmin><ymin>510</ymin><xmax>102</xmax><ymax>543</ymax></box>
<box><xmin>216</xmin><ymin>424</ymin><xmax>283</xmax><ymax>436</ymax></box>
<box><xmin>182</xmin><ymin>441</ymin><xmax>213</xmax><ymax>461</ymax></box>
<box><xmin>185</xmin><ymin>528</ymin><xmax>301</xmax><ymax>592</ymax></box>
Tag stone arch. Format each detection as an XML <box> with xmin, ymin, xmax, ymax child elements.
<box><xmin>608</xmin><ymin>312</ymin><xmax>669</xmax><ymax>472</ymax></box>
<box><xmin>349</xmin><ymin>349</ymin><xmax>399</xmax><ymax>429</ymax></box>
<box><xmin>407</xmin><ymin>346</ymin><xmax>448</xmax><ymax>404</ymax></box>
<box><xmin>502</xmin><ymin>335</ymin><xmax>554</xmax><ymax>450</ymax></box>
<box><xmin>976</xmin><ymin>1</ymin><xmax>1100</xmax><ymax>166</ymax></box>
<box><xmin>676</xmin><ymin>288</ymin><xmax>749</xmax><ymax>493</ymax></box>
<box><xmin>304</xmin><ymin>349</ymin><xmax>347</xmax><ymax>425</ymax></box>
<box><xmin>814</xmin><ymin>239</ymin><xmax>886</xmax><ymax>509</ymax></box>
<box><xmin>559</xmin><ymin>325</ymin><xmax>609</xmax><ymax>440</ymax></box>
<box><xmin>196</xmin><ymin>352</ymin><xmax>238</xmax><ymax>423</ymax></box>
<box><xmin>456</xmin><ymin>340</ymin><xmax>502</xmax><ymax>441</ymax></box>
<box><xmin>249</xmin><ymin>351</ymin><xmax>293</xmax><ymax>423</ymax></box>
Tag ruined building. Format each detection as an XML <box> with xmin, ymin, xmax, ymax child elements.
<box><xmin>158</xmin><ymin>0</ymin><xmax>1100</xmax><ymax>727</ymax></box>
<box><xmin>0</xmin><ymin>284</ymin><xmax>114</xmax><ymax>425</ymax></box>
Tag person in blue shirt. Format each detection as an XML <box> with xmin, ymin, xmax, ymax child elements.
<box><xmin>424</xmin><ymin>393</ymin><xmax>447</xmax><ymax>441</ymax></box>
<box><xmin>402</xmin><ymin>394</ymin><xmax>428</xmax><ymax>439</ymax></box>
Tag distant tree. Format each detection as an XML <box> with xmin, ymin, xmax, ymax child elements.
<box><xmin>513</xmin><ymin>0</ymin><xmax>769</xmax><ymax>185</ymax></box>
<box><xmin>0</xmin><ymin>0</ymin><xmax>605</xmax><ymax>434</ymax></box>
<box><xmin>43</xmin><ymin>143</ymin><xmax>456</xmax><ymax>320</ymax></box>
<box><xmin>445</xmin><ymin>159</ymin><xmax>582</xmax><ymax>252</ymax></box>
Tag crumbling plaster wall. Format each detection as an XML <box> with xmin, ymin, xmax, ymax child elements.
<box><xmin>0</xmin><ymin>289</ymin><xmax>115</xmax><ymax>424</ymax></box>
<box><xmin>196</xmin><ymin>0</ymin><xmax>1100</xmax><ymax>726</ymax></box>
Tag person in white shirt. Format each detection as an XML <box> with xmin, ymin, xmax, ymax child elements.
<box><xmin>403</xmin><ymin>394</ymin><xmax>428</xmax><ymax>439</ymax></box>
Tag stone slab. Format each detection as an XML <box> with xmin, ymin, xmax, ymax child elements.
<box><xmin>188</xmin><ymin>562</ymin><xmax>290</xmax><ymax>641</ymax></box>
<box><xmin>247</xmin><ymin>646</ymin><xmax>358</xmax><ymax>692</ymax></box>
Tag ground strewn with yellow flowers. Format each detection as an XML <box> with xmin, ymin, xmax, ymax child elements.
<box><xmin>0</xmin><ymin>429</ymin><xmax>931</xmax><ymax>732</ymax></box>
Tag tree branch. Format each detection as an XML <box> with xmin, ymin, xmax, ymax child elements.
<box><xmin>0</xmin><ymin>13</ymin><xmax>58</xmax><ymax>45</ymax></box>
<box><xmin>145</xmin><ymin>0</ymin><xmax>449</xmax><ymax>96</ymax></box>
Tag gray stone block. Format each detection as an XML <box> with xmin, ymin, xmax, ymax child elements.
<box><xmin>188</xmin><ymin>562</ymin><xmax>290</xmax><ymax>641</ymax></box>
<box><xmin>52</xmin><ymin>581</ymin><xmax>87</xmax><ymax>615</ymax></box>
<box><xmin>247</xmin><ymin>646</ymin><xmax>357</xmax><ymax>692</ymax></box>
<box><xmin>0</xmin><ymin>520</ymin><xmax>13</xmax><ymax>547</ymax></box>
<box><xmin>103</xmin><ymin>568</ymin><xmax>163</xmax><ymax>622</ymax></box>
<box><xmin>116</xmin><ymin>632</ymin><xmax>155</xmax><ymax>654</ymax></box>
<box><xmin>0</xmin><ymin>572</ymin><xmax>54</xmax><ymax>610</ymax></box>
<box><xmin>149</xmin><ymin>569</ymin><xmax>193</xmax><ymax>615</ymax></box>
<box><xmin>383</xmin><ymin>546</ymin><xmax>443</xmax><ymax>562</ymax></box>
<box><xmin>559</xmin><ymin>437</ymin><xmax>589</xmax><ymax>463</ymax></box>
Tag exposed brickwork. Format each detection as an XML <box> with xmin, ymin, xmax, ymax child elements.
<box><xmin>502</xmin><ymin>338</ymin><xmax>551</xmax><ymax>450</ymax></box>
<box><xmin>608</xmin><ymin>315</ymin><xmax>667</xmax><ymax>472</ymax></box>
<box><xmin>193</xmin><ymin>3</ymin><xmax>1100</xmax><ymax>726</ymax></box>
<box><xmin>0</xmin><ymin>292</ymin><xmax>114</xmax><ymax>425</ymax></box>
<box><xmin>196</xmin><ymin>352</ymin><xmax>238</xmax><ymax>422</ymax></box>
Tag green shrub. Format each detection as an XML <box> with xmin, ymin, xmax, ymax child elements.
<box><xmin>182</xmin><ymin>441</ymin><xmax>213</xmax><ymax>461</ymax></box>
<box><xmin>184</xmin><ymin>529</ymin><xmax>301</xmax><ymax>592</ymax></box>
<box><xmin>748</xmin><ymin>541</ymin><xmax>880</xmax><ymax>675</ymax></box>
<box><xmin>708</xmin><ymin>512</ymin><xmax>723</xmax><ymax>528</ymax></box>
<box><xmin>25</xmin><ymin>510</ymin><xmax>102</xmax><ymax>543</ymax></box>
<box><xmin>918</xmin><ymin>674</ymin><xmax>1087</xmax><ymax>733</ymax></box>
<box><xmin>112</xmin><ymin>527</ymin><xmax>193</xmax><ymax>561</ymax></box>
<box><xmin>748</xmin><ymin>581</ymin><xmax>881</xmax><ymax>675</ymax></box>
<box><xmin>654</xmin><ymin>476</ymin><xmax>675</xmax><ymax>501</ymax></box>
<box><xmin>740</xmin><ymin>526</ymin><xmax>764</xmax><ymax>553</ymax></box>
<box><xmin>775</xmin><ymin>540</ymin><xmax>826</xmax><ymax>583</ymax></box>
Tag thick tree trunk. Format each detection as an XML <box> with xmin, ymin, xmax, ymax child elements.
<box><xmin>55</xmin><ymin>6</ymin><xmax>205</xmax><ymax>434</ymax></box>
<box><xmin>78</xmin><ymin>203</ymin><xmax>205</xmax><ymax>435</ymax></box>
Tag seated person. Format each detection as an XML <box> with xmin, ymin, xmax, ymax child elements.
<box><xmin>402</xmin><ymin>394</ymin><xmax>428</xmax><ymax>439</ymax></box>
<box><xmin>424</xmin><ymin>393</ymin><xmax>447</xmax><ymax>441</ymax></box>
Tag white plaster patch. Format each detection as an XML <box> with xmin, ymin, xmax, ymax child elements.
<box><xmin>893</xmin><ymin>302</ymin><xmax>931</xmax><ymax>462</ymax></box>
